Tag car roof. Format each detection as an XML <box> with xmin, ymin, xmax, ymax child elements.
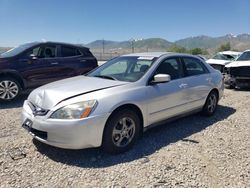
<box><xmin>122</xmin><ymin>52</ymin><xmax>171</xmax><ymax>58</ymax></box>
<box><xmin>219</xmin><ymin>51</ymin><xmax>242</xmax><ymax>55</ymax></box>
<box><xmin>243</xmin><ymin>49</ymin><xmax>250</xmax><ymax>53</ymax></box>
<box><xmin>26</xmin><ymin>41</ymin><xmax>89</xmax><ymax>49</ymax></box>
<box><xmin>121</xmin><ymin>52</ymin><xmax>201</xmax><ymax>59</ymax></box>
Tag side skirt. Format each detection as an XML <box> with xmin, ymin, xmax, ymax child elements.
<box><xmin>143</xmin><ymin>108</ymin><xmax>202</xmax><ymax>132</ymax></box>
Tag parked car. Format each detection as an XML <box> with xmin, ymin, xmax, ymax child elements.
<box><xmin>0</xmin><ymin>42</ymin><xmax>98</xmax><ymax>101</ymax></box>
<box><xmin>224</xmin><ymin>50</ymin><xmax>250</xmax><ymax>88</ymax></box>
<box><xmin>22</xmin><ymin>52</ymin><xmax>224</xmax><ymax>153</ymax></box>
<box><xmin>206</xmin><ymin>51</ymin><xmax>241</xmax><ymax>72</ymax></box>
<box><xmin>197</xmin><ymin>55</ymin><xmax>207</xmax><ymax>61</ymax></box>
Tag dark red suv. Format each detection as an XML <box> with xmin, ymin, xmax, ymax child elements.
<box><xmin>0</xmin><ymin>42</ymin><xmax>98</xmax><ymax>101</ymax></box>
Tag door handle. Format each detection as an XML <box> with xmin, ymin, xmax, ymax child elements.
<box><xmin>179</xmin><ymin>83</ymin><xmax>188</xmax><ymax>88</ymax></box>
<box><xmin>51</xmin><ymin>62</ymin><xmax>59</xmax><ymax>65</ymax></box>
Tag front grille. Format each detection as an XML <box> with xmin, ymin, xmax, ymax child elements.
<box><xmin>30</xmin><ymin>128</ymin><xmax>47</xmax><ymax>140</ymax></box>
<box><xmin>230</xmin><ymin>67</ymin><xmax>250</xmax><ymax>77</ymax></box>
<box><xmin>223</xmin><ymin>67</ymin><xmax>229</xmax><ymax>74</ymax></box>
<box><xmin>27</xmin><ymin>102</ymin><xmax>49</xmax><ymax>116</ymax></box>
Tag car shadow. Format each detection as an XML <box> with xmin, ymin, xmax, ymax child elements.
<box><xmin>0</xmin><ymin>93</ymin><xmax>29</xmax><ymax>109</ymax></box>
<box><xmin>34</xmin><ymin>105</ymin><xmax>236</xmax><ymax>168</ymax></box>
<box><xmin>234</xmin><ymin>87</ymin><xmax>250</xmax><ymax>92</ymax></box>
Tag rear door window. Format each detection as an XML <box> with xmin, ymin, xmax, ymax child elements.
<box><xmin>61</xmin><ymin>46</ymin><xmax>81</xmax><ymax>57</ymax></box>
<box><xmin>183</xmin><ymin>57</ymin><xmax>208</xmax><ymax>76</ymax></box>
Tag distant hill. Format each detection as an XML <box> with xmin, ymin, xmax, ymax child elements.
<box><xmin>175</xmin><ymin>34</ymin><xmax>250</xmax><ymax>50</ymax></box>
<box><xmin>134</xmin><ymin>38</ymin><xmax>172</xmax><ymax>49</ymax></box>
<box><xmin>1</xmin><ymin>34</ymin><xmax>250</xmax><ymax>56</ymax></box>
<box><xmin>85</xmin><ymin>34</ymin><xmax>250</xmax><ymax>53</ymax></box>
<box><xmin>86</xmin><ymin>38</ymin><xmax>173</xmax><ymax>52</ymax></box>
<box><xmin>0</xmin><ymin>47</ymin><xmax>11</xmax><ymax>54</ymax></box>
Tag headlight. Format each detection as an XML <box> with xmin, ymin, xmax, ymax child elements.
<box><xmin>50</xmin><ymin>100</ymin><xmax>97</xmax><ymax>119</ymax></box>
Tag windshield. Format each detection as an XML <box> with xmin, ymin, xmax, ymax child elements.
<box><xmin>0</xmin><ymin>43</ymin><xmax>37</xmax><ymax>58</ymax></box>
<box><xmin>212</xmin><ymin>53</ymin><xmax>236</xmax><ymax>61</ymax></box>
<box><xmin>88</xmin><ymin>56</ymin><xmax>156</xmax><ymax>82</ymax></box>
<box><xmin>237</xmin><ymin>51</ymin><xmax>250</xmax><ymax>61</ymax></box>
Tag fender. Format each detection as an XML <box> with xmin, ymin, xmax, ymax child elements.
<box><xmin>0</xmin><ymin>69</ymin><xmax>27</xmax><ymax>89</ymax></box>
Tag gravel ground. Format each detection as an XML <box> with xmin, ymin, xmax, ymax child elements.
<box><xmin>0</xmin><ymin>89</ymin><xmax>250</xmax><ymax>188</ymax></box>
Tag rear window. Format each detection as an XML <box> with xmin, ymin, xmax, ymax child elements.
<box><xmin>61</xmin><ymin>46</ymin><xmax>81</xmax><ymax>57</ymax></box>
<box><xmin>183</xmin><ymin>57</ymin><xmax>207</xmax><ymax>76</ymax></box>
<box><xmin>82</xmin><ymin>49</ymin><xmax>93</xmax><ymax>57</ymax></box>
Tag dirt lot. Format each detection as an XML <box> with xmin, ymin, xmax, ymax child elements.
<box><xmin>0</xmin><ymin>89</ymin><xmax>250</xmax><ymax>188</ymax></box>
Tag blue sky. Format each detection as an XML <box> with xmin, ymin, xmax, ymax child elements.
<box><xmin>0</xmin><ymin>0</ymin><xmax>250</xmax><ymax>46</ymax></box>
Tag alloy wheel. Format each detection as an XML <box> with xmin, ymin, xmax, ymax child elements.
<box><xmin>112</xmin><ymin>117</ymin><xmax>136</xmax><ymax>147</ymax></box>
<box><xmin>207</xmin><ymin>94</ymin><xmax>217</xmax><ymax>113</ymax></box>
<box><xmin>0</xmin><ymin>80</ymin><xmax>19</xmax><ymax>100</ymax></box>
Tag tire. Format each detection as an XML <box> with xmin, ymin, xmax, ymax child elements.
<box><xmin>202</xmin><ymin>90</ymin><xmax>218</xmax><ymax>116</ymax></box>
<box><xmin>0</xmin><ymin>77</ymin><xmax>21</xmax><ymax>102</ymax></box>
<box><xmin>102</xmin><ymin>109</ymin><xmax>141</xmax><ymax>154</ymax></box>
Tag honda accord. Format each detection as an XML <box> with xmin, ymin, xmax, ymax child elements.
<box><xmin>22</xmin><ymin>52</ymin><xmax>224</xmax><ymax>153</ymax></box>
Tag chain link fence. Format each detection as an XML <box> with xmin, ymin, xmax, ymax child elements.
<box><xmin>92</xmin><ymin>52</ymin><xmax>123</xmax><ymax>61</ymax></box>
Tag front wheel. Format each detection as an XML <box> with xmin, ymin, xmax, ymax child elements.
<box><xmin>202</xmin><ymin>90</ymin><xmax>218</xmax><ymax>116</ymax></box>
<box><xmin>0</xmin><ymin>77</ymin><xmax>21</xmax><ymax>102</ymax></box>
<box><xmin>102</xmin><ymin>109</ymin><xmax>141</xmax><ymax>154</ymax></box>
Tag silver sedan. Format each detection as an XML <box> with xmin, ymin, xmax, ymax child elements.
<box><xmin>22</xmin><ymin>52</ymin><xmax>224</xmax><ymax>153</ymax></box>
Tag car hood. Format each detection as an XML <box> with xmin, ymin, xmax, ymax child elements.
<box><xmin>206</xmin><ymin>59</ymin><xmax>231</xmax><ymax>65</ymax></box>
<box><xmin>28</xmin><ymin>76</ymin><xmax>128</xmax><ymax>109</ymax></box>
<box><xmin>225</xmin><ymin>60</ymin><xmax>250</xmax><ymax>68</ymax></box>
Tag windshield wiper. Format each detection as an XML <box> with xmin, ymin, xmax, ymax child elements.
<box><xmin>94</xmin><ymin>75</ymin><xmax>117</xmax><ymax>80</ymax></box>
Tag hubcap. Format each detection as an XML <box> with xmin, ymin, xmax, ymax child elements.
<box><xmin>0</xmin><ymin>80</ymin><xmax>19</xmax><ymax>100</ymax></box>
<box><xmin>112</xmin><ymin>117</ymin><xmax>136</xmax><ymax>147</ymax></box>
<box><xmin>207</xmin><ymin>94</ymin><xmax>217</xmax><ymax>113</ymax></box>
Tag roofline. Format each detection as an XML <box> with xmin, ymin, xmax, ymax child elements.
<box><xmin>121</xmin><ymin>52</ymin><xmax>204</xmax><ymax>59</ymax></box>
<box><xmin>28</xmin><ymin>41</ymin><xmax>89</xmax><ymax>49</ymax></box>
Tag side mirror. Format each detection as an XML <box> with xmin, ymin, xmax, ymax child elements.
<box><xmin>29</xmin><ymin>54</ymin><xmax>38</xmax><ymax>60</ymax></box>
<box><xmin>151</xmin><ymin>74</ymin><xmax>171</xmax><ymax>84</ymax></box>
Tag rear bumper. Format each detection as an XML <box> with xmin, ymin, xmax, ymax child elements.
<box><xmin>21</xmin><ymin>101</ymin><xmax>110</xmax><ymax>149</ymax></box>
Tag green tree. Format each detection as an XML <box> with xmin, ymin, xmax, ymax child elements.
<box><xmin>189</xmin><ymin>48</ymin><xmax>203</xmax><ymax>55</ymax></box>
<box><xmin>189</xmin><ymin>48</ymin><xmax>208</xmax><ymax>55</ymax></box>
<box><xmin>217</xmin><ymin>42</ymin><xmax>231</xmax><ymax>52</ymax></box>
<box><xmin>167</xmin><ymin>45</ymin><xmax>187</xmax><ymax>53</ymax></box>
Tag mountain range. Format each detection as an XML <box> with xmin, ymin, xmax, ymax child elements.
<box><xmin>1</xmin><ymin>34</ymin><xmax>250</xmax><ymax>55</ymax></box>
<box><xmin>86</xmin><ymin>33</ymin><xmax>250</xmax><ymax>53</ymax></box>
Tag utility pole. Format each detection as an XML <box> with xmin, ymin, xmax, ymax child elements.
<box><xmin>102</xmin><ymin>39</ymin><xmax>105</xmax><ymax>54</ymax></box>
<box><xmin>132</xmin><ymin>40</ymin><xmax>134</xmax><ymax>53</ymax></box>
<box><xmin>130</xmin><ymin>38</ymin><xmax>135</xmax><ymax>53</ymax></box>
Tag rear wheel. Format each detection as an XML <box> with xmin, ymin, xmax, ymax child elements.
<box><xmin>0</xmin><ymin>77</ymin><xmax>21</xmax><ymax>102</ymax></box>
<box><xmin>102</xmin><ymin>109</ymin><xmax>141</xmax><ymax>154</ymax></box>
<box><xmin>202</xmin><ymin>90</ymin><xmax>218</xmax><ymax>116</ymax></box>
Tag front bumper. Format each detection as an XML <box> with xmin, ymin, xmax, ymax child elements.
<box><xmin>224</xmin><ymin>74</ymin><xmax>250</xmax><ymax>88</ymax></box>
<box><xmin>21</xmin><ymin>101</ymin><xmax>110</xmax><ymax>149</ymax></box>
<box><xmin>224</xmin><ymin>74</ymin><xmax>236</xmax><ymax>86</ymax></box>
